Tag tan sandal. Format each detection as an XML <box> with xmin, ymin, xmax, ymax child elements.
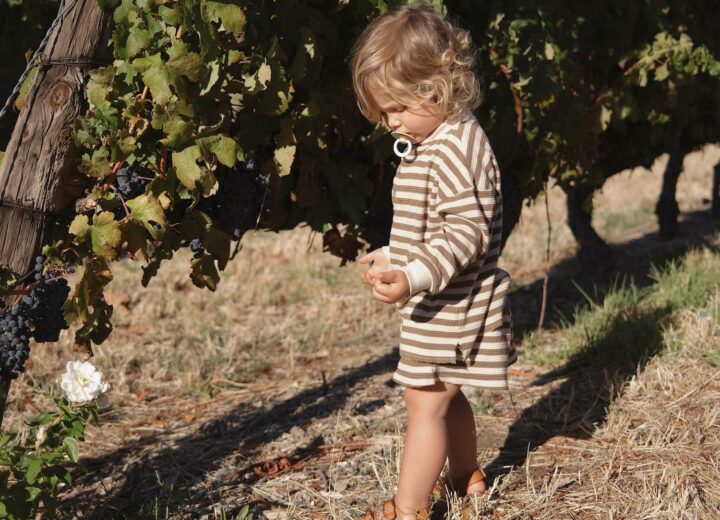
<box><xmin>432</xmin><ymin>467</ymin><xmax>486</xmax><ymax>499</ymax></box>
<box><xmin>361</xmin><ymin>497</ymin><xmax>431</xmax><ymax>519</ymax></box>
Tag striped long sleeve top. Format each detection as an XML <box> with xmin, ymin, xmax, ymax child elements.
<box><xmin>382</xmin><ymin>109</ymin><xmax>514</xmax><ymax>365</ymax></box>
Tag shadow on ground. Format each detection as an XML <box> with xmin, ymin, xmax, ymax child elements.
<box><xmin>483</xmin><ymin>210</ymin><xmax>718</xmax><ymax>487</ymax></box>
<box><xmin>58</xmin><ymin>211</ymin><xmax>718</xmax><ymax>518</ymax></box>
<box><xmin>59</xmin><ymin>351</ymin><xmax>399</xmax><ymax>518</ymax></box>
<box><xmin>483</xmin><ymin>302</ymin><xmax>671</xmax><ymax>486</ymax></box>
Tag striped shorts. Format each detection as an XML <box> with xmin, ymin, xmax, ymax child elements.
<box><xmin>392</xmin><ymin>327</ymin><xmax>517</xmax><ymax>389</ymax></box>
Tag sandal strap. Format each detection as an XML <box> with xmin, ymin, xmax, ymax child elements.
<box><xmin>363</xmin><ymin>498</ymin><xmax>429</xmax><ymax>520</ymax></box>
<box><xmin>382</xmin><ymin>499</ymin><xmax>396</xmax><ymax>519</ymax></box>
<box><xmin>465</xmin><ymin>468</ymin><xmax>486</xmax><ymax>489</ymax></box>
<box><xmin>361</xmin><ymin>498</ymin><xmax>396</xmax><ymax>520</ymax></box>
<box><xmin>437</xmin><ymin>467</ymin><xmax>486</xmax><ymax>498</ymax></box>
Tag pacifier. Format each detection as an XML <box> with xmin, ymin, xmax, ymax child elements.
<box><xmin>391</xmin><ymin>131</ymin><xmax>417</xmax><ymax>159</ymax></box>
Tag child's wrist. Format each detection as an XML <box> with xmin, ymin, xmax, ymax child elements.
<box><xmin>400</xmin><ymin>261</ymin><xmax>432</xmax><ymax>296</ymax></box>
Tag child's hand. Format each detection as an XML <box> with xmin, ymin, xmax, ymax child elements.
<box><xmin>358</xmin><ymin>248</ymin><xmax>391</xmax><ymax>286</ymax></box>
<box><xmin>371</xmin><ymin>270</ymin><xmax>410</xmax><ymax>304</ymax></box>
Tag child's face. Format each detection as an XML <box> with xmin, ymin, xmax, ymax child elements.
<box><xmin>368</xmin><ymin>84</ymin><xmax>444</xmax><ymax>143</ymax></box>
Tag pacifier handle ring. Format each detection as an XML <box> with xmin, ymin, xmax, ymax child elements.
<box><xmin>393</xmin><ymin>137</ymin><xmax>413</xmax><ymax>159</ymax></box>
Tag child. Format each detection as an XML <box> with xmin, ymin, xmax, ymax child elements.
<box><xmin>349</xmin><ymin>5</ymin><xmax>517</xmax><ymax>519</ymax></box>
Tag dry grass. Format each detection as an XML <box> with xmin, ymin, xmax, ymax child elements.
<box><xmin>1</xmin><ymin>145</ymin><xmax>718</xmax><ymax>518</ymax></box>
<box><xmin>478</xmin><ymin>297</ymin><xmax>720</xmax><ymax>520</ymax></box>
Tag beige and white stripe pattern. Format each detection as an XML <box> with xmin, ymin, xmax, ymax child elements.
<box><xmin>384</xmin><ymin>109</ymin><xmax>516</xmax><ymax>389</ymax></box>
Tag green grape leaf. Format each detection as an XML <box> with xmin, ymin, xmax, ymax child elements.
<box><xmin>121</xmin><ymin>220</ymin><xmax>149</xmax><ymax>262</ymax></box>
<box><xmin>274</xmin><ymin>144</ymin><xmax>295</xmax><ymax>178</ymax></box>
<box><xmin>79</xmin><ymin>150</ymin><xmax>113</xmax><ymax>178</ymax></box>
<box><xmin>173</xmin><ymin>145</ymin><xmax>203</xmax><ymax>190</ymax></box>
<box><xmin>228</xmin><ymin>49</ymin><xmax>244</xmax><ymax>65</ymax></box>
<box><xmin>114</xmin><ymin>0</ymin><xmax>139</xmax><ymax>23</ymax></box>
<box><xmin>202</xmin><ymin>1</ymin><xmax>246</xmax><ymax>36</ymax></box>
<box><xmin>123</xmin><ymin>26</ymin><xmax>151</xmax><ymax>59</ymax></box>
<box><xmin>198</xmin><ymin>168</ymin><xmax>219</xmax><ymax>197</ymax></box>
<box><xmin>133</xmin><ymin>53</ymin><xmax>176</xmax><ymax>106</ymax></box>
<box><xmin>158</xmin><ymin>5</ymin><xmax>180</xmax><ymax>25</ymax></box>
<box><xmin>152</xmin><ymin>101</ymin><xmax>196</xmax><ymax>148</ymax></box>
<box><xmin>183</xmin><ymin>0</ymin><xmax>222</xmax><ymax>61</ymax></box>
<box><xmin>0</xmin><ymin>265</ymin><xmax>17</xmax><ymax>296</ymax></box>
<box><xmin>87</xmin><ymin>67</ymin><xmax>115</xmax><ymax>111</ymax></box>
<box><xmin>69</xmin><ymin>215</ymin><xmax>91</xmax><ymax>242</ymax></box>
<box><xmin>165</xmin><ymin>118</ymin><xmax>195</xmax><ymax>148</ymax></box>
<box><xmin>244</xmin><ymin>61</ymin><xmax>272</xmax><ymax>92</ymax></box>
<box><xmin>190</xmin><ymin>253</ymin><xmax>220</xmax><ymax>290</ymax></box>
<box><xmin>90</xmin><ymin>212</ymin><xmax>123</xmax><ymax>260</ymax></box>
<box><xmin>273</xmin><ymin>117</ymin><xmax>296</xmax><ymax>177</ymax></box>
<box><xmin>74</xmin><ymin>298</ymin><xmax>114</xmax><ymax>353</ymax></box>
<box><xmin>115</xmin><ymin>60</ymin><xmax>138</xmax><ymax>85</ymax></box>
<box><xmin>197</xmin><ymin>134</ymin><xmax>238</xmax><ymax>168</ymax></box>
<box><xmin>41</xmin><ymin>242</ymin><xmax>64</xmax><ymax>266</ymax></box>
<box><xmin>63</xmin><ymin>258</ymin><xmax>114</xmax><ymax>354</ymax></box>
<box><xmin>126</xmin><ymin>194</ymin><xmax>166</xmax><ymax>238</ymax></box>
<box><xmin>13</xmin><ymin>64</ymin><xmax>39</xmax><ymax>111</ymax></box>
<box><xmin>167</xmin><ymin>39</ymin><xmax>207</xmax><ymax>83</ymax></box>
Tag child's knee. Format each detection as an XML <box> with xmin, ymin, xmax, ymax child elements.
<box><xmin>403</xmin><ymin>382</ymin><xmax>460</xmax><ymax>418</ymax></box>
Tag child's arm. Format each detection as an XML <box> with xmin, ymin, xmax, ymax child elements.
<box><xmin>401</xmin><ymin>140</ymin><xmax>499</xmax><ymax>296</ymax></box>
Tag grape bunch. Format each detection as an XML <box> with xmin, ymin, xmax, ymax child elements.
<box><xmin>0</xmin><ymin>256</ymin><xmax>71</xmax><ymax>380</ymax></box>
<box><xmin>116</xmin><ymin>163</ymin><xmax>153</xmax><ymax>199</ymax></box>
<box><xmin>0</xmin><ymin>306</ymin><xmax>31</xmax><ymax>380</ymax></box>
<box><xmin>197</xmin><ymin>158</ymin><xmax>270</xmax><ymax>239</ymax></box>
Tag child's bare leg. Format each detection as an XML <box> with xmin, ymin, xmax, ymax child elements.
<box><xmin>393</xmin><ymin>382</ymin><xmax>461</xmax><ymax>518</ymax></box>
<box><xmin>446</xmin><ymin>390</ymin><xmax>486</xmax><ymax>494</ymax></box>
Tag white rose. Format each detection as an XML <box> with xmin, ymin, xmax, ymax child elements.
<box><xmin>59</xmin><ymin>361</ymin><xmax>110</xmax><ymax>404</ymax></box>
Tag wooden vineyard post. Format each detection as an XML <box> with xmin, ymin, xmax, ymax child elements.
<box><xmin>0</xmin><ymin>0</ymin><xmax>112</xmax><ymax>427</ymax></box>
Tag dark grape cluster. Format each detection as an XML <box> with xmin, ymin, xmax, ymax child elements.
<box><xmin>197</xmin><ymin>158</ymin><xmax>270</xmax><ymax>239</ymax></box>
<box><xmin>0</xmin><ymin>256</ymin><xmax>70</xmax><ymax>380</ymax></box>
<box><xmin>116</xmin><ymin>163</ymin><xmax>153</xmax><ymax>199</ymax></box>
<box><xmin>0</xmin><ymin>306</ymin><xmax>31</xmax><ymax>380</ymax></box>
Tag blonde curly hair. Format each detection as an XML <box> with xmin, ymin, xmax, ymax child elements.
<box><xmin>349</xmin><ymin>5</ymin><xmax>482</xmax><ymax>125</ymax></box>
